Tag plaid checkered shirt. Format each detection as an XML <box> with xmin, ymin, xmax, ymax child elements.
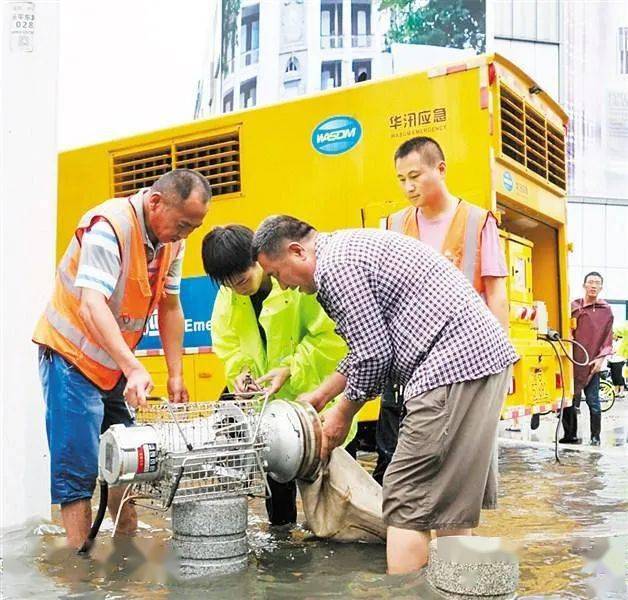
<box><xmin>313</xmin><ymin>229</ymin><xmax>518</xmax><ymax>402</ymax></box>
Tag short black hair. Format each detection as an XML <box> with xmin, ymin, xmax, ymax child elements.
<box><xmin>152</xmin><ymin>169</ymin><xmax>212</xmax><ymax>204</ymax></box>
<box><xmin>583</xmin><ymin>271</ymin><xmax>603</xmax><ymax>285</ymax></box>
<box><xmin>202</xmin><ymin>225</ymin><xmax>255</xmax><ymax>284</ymax></box>
<box><xmin>252</xmin><ymin>215</ymin><xmax>315</xmax><ymax>259</ymax></box>
<box><xmin>394</xmin><ymin>136</ymin><xmax>445</xmax><ymax>166</ymax></box>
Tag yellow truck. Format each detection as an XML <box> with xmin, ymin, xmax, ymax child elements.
<box><xmin>56</xmin><ymin>53</ymin><xmax>572</xmax><ymax>433</ymax></box>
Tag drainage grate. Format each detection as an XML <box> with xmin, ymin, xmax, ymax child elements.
<box><xmin>111</xmin><ymin>131</ymin><xmax>241</xmax><ymax>198</ymax></box>
<box><xmin>499</xmin><ymin>84</ymin><xmax>566</xmax><ymax>192</ymax></box>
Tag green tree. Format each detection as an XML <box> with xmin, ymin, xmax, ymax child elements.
<box><xmin>221</xmin><ymin>0</ymin><xmax>241</xmax><ymax>75</ymax></box>
<box><xmin>380</xmin><ymin>0</ymin><xmax>486</xmax><ymax>53</ymax></box>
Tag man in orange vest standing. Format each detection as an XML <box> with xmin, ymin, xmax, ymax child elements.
<box><xmin>33</xmin><ymin>169</ymin><xmax>211</xmax><ymax>549</ymax></box>
<box><xmin>372</xmin><ymin>136</ymin><xmax>509</xmax><ymax>484</ymax></box>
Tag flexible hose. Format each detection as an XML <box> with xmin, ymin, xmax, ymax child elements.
<box><xmin>539</xmin><ymin>334</ymin><xmax>590</xmax><ymax>463</ymax></box>
<box><xmin>542</xmin><ymin>338</ymin><xmax>566</xmax><ymax>463</ymax></box>
<box><xmin>555</xmin><ymin>337</ymin><xmax>590</xmax><ymax>367</ymax></box>
<box><xmin>77</xmin><ymin>480</ymin><xmax>108</xmax><ymax>555</ymax></box>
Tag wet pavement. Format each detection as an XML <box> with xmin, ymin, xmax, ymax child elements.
<box><xmin>2</xmin><ymin>400</ymin><xmax>627</xmax><ymax>599</ymax></box>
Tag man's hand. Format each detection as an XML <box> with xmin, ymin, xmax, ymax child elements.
<box><xmin>589</xmin><ymin>357</ymin><xmax>605</xmax><ymax>375</ymax></box>
<box><xmin>234</xmin><ymin>370</ymin><xmax>260</xmax><ymax>394</ymax></box>
<box><xmin>167</xmin><ymin>374</ymin><xmax>189</xmax><ymax>404</ymax></box>
<box><xmin>256</xmin><ymin>367</ymin><xmax>290</xmax><ymax>396</ymax></box>
<box><xmin>320</xmin><ymin>404</ymin><xmax>352</xmax><ymax>462</ymax></box>
<box><xmin>124</xmin><ymin>365</ymin><xmax>154</xmax><ymax>408</ymax></box>
<box><xmin>297</xmin><ymin>389</ymin><xmax>328</xmax><ymax>413</ymax></box>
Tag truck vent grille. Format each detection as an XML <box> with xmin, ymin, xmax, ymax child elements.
<box><xmin>111</xmin><ymin>131</ymin><xmax>241</xmax><ymax>198</ymax></box>
<box><xmin>113</xmin><ymin>146</ymin><xmax>172</xmax><ymax>197</ymax></box>
<box><xmin>499</xmin><ymin>84</ymin><xmax>566</xmax><ymax>192</ymax></box>
<box><xmin>174</xmin><ymin>132</ymin><xmax>240</xmax><ymax>196</ymax></box>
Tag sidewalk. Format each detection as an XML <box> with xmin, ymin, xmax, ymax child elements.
<box><xmin>498</xmin><ymin>393</ymin><xmax>628</xmax><ymax>452</ymax></box>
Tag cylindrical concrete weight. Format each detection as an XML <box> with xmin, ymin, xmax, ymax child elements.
<box><xmin>178</xmin><ymin>555</ymin><xmax>249</xmax><ymax>579</ymax></box>
<box><xmin>173</xmin><ymin>531</ymin><xmax>247</xmax><ymax>560</ymax></box>
<box><xmin>427</xmin><ymin>536</ymin><xmax>519</xmax><ymax>597</ymax></box>
<box><xmin>172</xmin><ymin>497</ymin><xmax>248</xmax><ymax>537</ymax></box>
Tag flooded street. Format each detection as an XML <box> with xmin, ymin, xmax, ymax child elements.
<box><xmin>2</xmin><ymin>403</ymin><xmax>628</xmax><ymax>599</ymax></box>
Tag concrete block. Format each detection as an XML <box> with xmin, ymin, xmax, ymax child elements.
<box><xmin>173</xmin><ymin>531</ymin><xmax>247</xmax><ymax>560</ymax></box>
<box><xmin>427</xmin><ymin>536</ymin><xmax>518</xmax><ymax>597</ymax></box>
<box><xmin>178</xmin><ymin>554</ymin><xmax>249</xmax><ymax>579</ymax></box>
<box><xmin>172</xmin><ymin>497</ymin><xmax>248</xmax><ymax>537</ymax></box>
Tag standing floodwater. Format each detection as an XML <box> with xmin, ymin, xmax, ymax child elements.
<box><xmin>2</xmin><ymin>443</ymin><xmax>628</xmax><ymax>599</ymax></box>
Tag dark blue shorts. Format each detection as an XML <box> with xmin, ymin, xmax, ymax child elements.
<box><xmin>38</xmin><ymin>347</ymin><xmax>134</xmax><ymax>505</ymax></box>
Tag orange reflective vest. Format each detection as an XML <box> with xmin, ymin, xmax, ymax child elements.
<box><xmin>387</xmin><ymin>199</ymin><xmax>489</xmax><ymax>294</ymax></box>
<box><xmin>33</xmin><ymin>195</ymin><xmax>180</xmax><ymax>390</ymax></box>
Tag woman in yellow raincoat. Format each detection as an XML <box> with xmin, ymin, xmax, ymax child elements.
<box><xmin>202</xmin><ymin>225</ymin><xmax>357</xmax><ymax>526</ymax></box>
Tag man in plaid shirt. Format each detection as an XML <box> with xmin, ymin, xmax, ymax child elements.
<box><xmin>253</xmin><ymin>215</ymin><xmax>517</xmax><ymax>574</ymax></box>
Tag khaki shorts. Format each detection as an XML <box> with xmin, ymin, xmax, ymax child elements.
<box><xmin>382</xmin><ymin>367</ymin><xmax>510</xmax><ymax>531</ymax></box>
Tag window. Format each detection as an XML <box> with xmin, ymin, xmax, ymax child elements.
<box><xmin>286</xmin><ymin>56</ymin><xmax>300</xmax><ymax>75</ymax></box>
<box><xmin>284</xmin><ymin>56</ymin><xmax>302</xmax><ymax>97</ymax></box>
<box><xmin>321</xmin><ymin>61</ymin><xmax>342</xmax><ymax>90</ymax></box>
<box><xmin>224</xmin><ymin>36</ymin><xmax>236</xmax><ymax>75</ymax></box>
<box><xmin>240</xmin><ymin>77</ymin><xmax>257</xmax><ymax>108</ymax></box>
<box><xmin>352</xmin><ymin>1</ymin><xmax>371</xmax><ymax>47</ymax></box>
<box><xmin>284</xmin><ymin>80</ymin><xmax>300</xmax><ymax>99</ymax></box>
<box><xmin>619</xmin><ymin>27</ymin><xmax>628</xmax><ymax>75</ymax></box>
<box><xmin>241</xmin><ymin>5</ymin><xmax>260</xmax><ymax>67</ymax></box>
<box><xmin>321</xmin><ymin>1</ymin><xmax>343</xmax><ymax>49</ymax></box>
<box><xmin>353</xmin><ymin>59</ymin><xmax>371</xmax><ymax>82</ymax></box>
<box><xmin>223</xmin><ymin>89</ymin><xmax>234</xmax><ymax>113</ymax></box>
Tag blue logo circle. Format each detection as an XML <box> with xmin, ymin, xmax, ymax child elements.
<box><xmin>503</xmin><ymin>171</ymin><xmax>514</xmax><ymax>192</ymax></box>
<box><xmin>312</xmin><ymin>116</ymin><xmax>362</xmax><ymax>155</ymax></box>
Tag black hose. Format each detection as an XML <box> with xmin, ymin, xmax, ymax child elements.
<box><xmin>543</xmin><ymin>337</ymin><xmax>566</xmax><ymax>463</ymax></box>
<box><xmin>77</xmin><ymin>480</ymin><xmax>108</xmax><ymax>555</ymax></box>
<box><xmin>540</xmin><ymin>333</ymin><xmax>588</xmax><ymax>463</ymax></box>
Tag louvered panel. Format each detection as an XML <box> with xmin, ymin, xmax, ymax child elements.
<box><xmin>112</xmin><ymin>146</ymin><xmax>172</xmax><ymax>197</ymax></box>
<box><xmin>499</xmin><ymin>84</ymin><xmax>566</xmax><ymax>192</ymax></box>
<box><xmin>110</xmin><ymin>131</ymin><xmax>242</xmax><ymax>199</ymax></box>
<box><xmin>524</xmin><ymin>105</ymin><xmax>547</xmax><ymax>179</ymax></box>
<box><xmin>500</xmin><ymin>86</ymin><xmax>525</xmax><ymax>167</ymax></box>
<box><xmin>174</xmin><ymin>132</ymin><xmax>241</xmax><ymax>196</ymax></box>
<box><xmin>547</xmin><ymin>123</ymin><xmax>566</xmax><ymax>189</ymax></box>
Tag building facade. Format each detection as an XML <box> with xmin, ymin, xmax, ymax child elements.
<box><xmin>196</xmin><ymin>0</ymin><xmax>391</xmax><ymax>118</ymax></box>
<box><xmin>195</xmin><ymin>0</ymin><xmax>628</xmax><ymax>321</ymax></box>
<box><xmin>471</xmin><ymin>0</ymin><xmax>627</xmax><ymax>319</ymax></box>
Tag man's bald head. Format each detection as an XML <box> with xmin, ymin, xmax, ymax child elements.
<box><xmin>151</xmin><ymin>169</ymin><xmax>212</xmax><ymax>206</ymax></box>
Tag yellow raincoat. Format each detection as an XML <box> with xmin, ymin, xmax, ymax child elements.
<box><xmin>211</xmin><ymin>280</ymin><xmax>357</xmax><ymax>444</ymax></box>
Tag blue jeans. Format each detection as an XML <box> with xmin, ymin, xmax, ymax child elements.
<box><xmin>38</xmin><ymin>347</ymin><xmax>133</xmax><ymax>505</ymax></box>
<box><xmin>575</xmin><ymin>372</ymin><xmax>601</xmax><ymax>415</ymax></box>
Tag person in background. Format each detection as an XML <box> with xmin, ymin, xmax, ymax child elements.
<box><xmin>373</xmin><ymin>136</ymin><xmax>510</xmax><ymax>483</ymax></box>
<box><xmin>560</xmin><ymin>272</ymin><xmax>614</xmax><ymax>446</ymax></box>
<box><xmin>33</xmin><ymin>170</ymin><xmax>211</xmax><ymax>549</ymax></box>
<box><xmin>609</xmin><ymin>327</ymin><xmax>626</xmax><ymax>398</ymax></box>
<box><xmin>201</xmin><ymin>224</ymin><xmax>356</xmax><ymax>526</ymax></box>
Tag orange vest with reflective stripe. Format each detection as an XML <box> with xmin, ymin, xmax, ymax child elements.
<box><xmin>33</xmin><ymin>196</ymin><xmax>180</xmax><ymax>390</ymax></box>
<box><xmin>387</xmin><ymin>199</ymin><xmax>489</xmax><ymax>294</ymax></box>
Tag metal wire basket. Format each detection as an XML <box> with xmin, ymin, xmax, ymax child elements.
<box><xmin>130</xmin><ymin>398</ymin><xmax>267</xmax><ymax>508</ymax></box>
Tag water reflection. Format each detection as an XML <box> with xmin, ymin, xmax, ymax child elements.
<box><xmin>2</xmin><ymin>445</ymin><xmax>627</xmax><ymax>599</ymax></box>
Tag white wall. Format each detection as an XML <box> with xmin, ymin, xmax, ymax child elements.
<box><xmin>493</xmin><ymin>37</ymin><xmax>560</xmax><ymax>100</ymax></box>
<box><xmin>1</xmin><ymin>1</ymin><xmax>59</xmax><ymax>528</ymax></box>
<box><xmin>567</xmin><ymin>202</ymin><xmax>628</xmax><ymax>302</ymax></box>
